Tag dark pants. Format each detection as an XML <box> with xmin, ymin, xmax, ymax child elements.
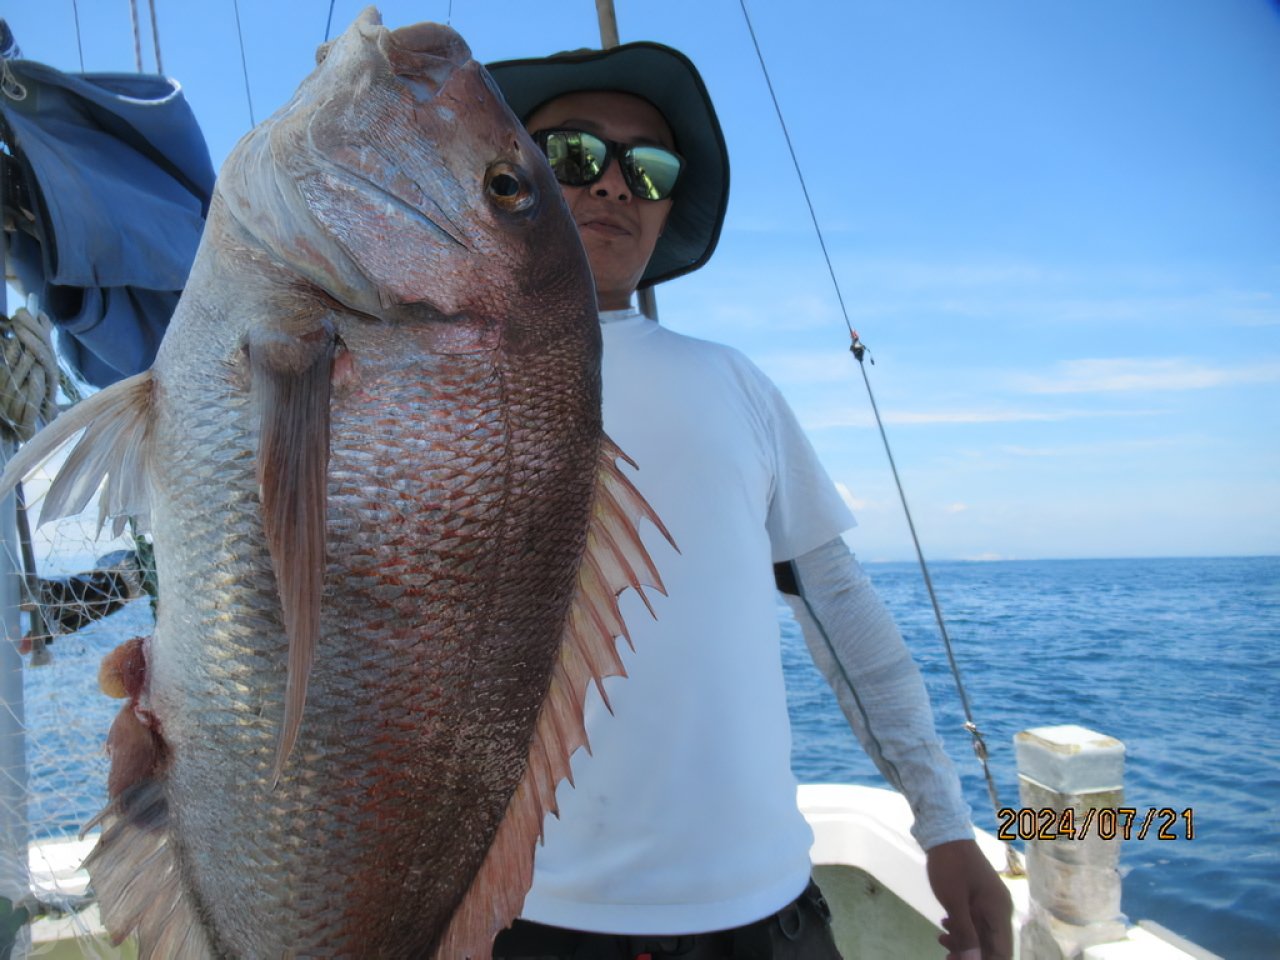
<box><xmin>491</xmin><ymin>880</ymin><xmax>843</xmax><ymax>959</ymax></box>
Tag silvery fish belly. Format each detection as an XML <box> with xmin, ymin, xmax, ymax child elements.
<box><xmin>0</xmin><ymin>8</ymin><xmax>667</xmax><ymax>958</ymax></box>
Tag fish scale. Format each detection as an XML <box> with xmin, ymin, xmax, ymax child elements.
<box><xmin>154</xmin><ymin>359</ymin><xmax>553</xmax><ymax>957</ymax></box>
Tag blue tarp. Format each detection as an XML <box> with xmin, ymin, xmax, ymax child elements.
<box><xmin>1</xmin><ymin>59</ymin><xmax>214</xmax><ymax>387</ymax></box>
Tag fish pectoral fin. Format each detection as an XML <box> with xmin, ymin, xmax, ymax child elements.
<box><xmin>248</xmin><ymin>329</ymin><xmax>339</xmax><ymax>785</ymax></box>
<box><xmin>0</xmin><ymin>370</ymin><xmax>154</xmax><ymax>537</ymax></box>
<box><xmin>433</xmin><ymin>435</ymin><xmax>673</xmax><ymax>960</ymax></box>
<box><xmin>84</xmin><ymin>780</ymin><xmax>216</xmax><ymax>959</ymax></box>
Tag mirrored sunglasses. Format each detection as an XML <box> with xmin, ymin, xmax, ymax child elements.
<box><xmin>531</xmin><ymin>128</ymin><xmax>683</xmax><ymax>202</ymax></box>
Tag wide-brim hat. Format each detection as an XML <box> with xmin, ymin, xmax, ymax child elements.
<box><xmin>486</xmin><ymin>42</ymin><xmax>729</xmax><ymax>289</ymax></box>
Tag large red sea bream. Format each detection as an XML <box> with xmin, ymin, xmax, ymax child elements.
<box><xmin>0</xmin><ymin>8</ymin><xmax>667</xmax><ymax>957</ymax></box>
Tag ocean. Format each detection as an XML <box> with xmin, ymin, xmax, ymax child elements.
<box><xmin>784</xmin><ymin>555</ymin><xmax>1280</xmax><ymax>960</ymax></box>
<box><xmin>16</xmin><ymin>555</ymin><xmax>1280</xmax><ymax>958</ymax></box>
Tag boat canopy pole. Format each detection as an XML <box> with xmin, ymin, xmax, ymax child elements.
<box><xmin>594</xmin><ymin>0</ymin><xmax>658</xmax><ymax>322</ymax></box>
<box><xmin>594</xmin><ymin>0</ymin><xmax>621</xmax><ymax>48</ymax></box>
<box><xmin>737</xmin><ymin>0</ymin><xmax>1022</xmax><ymax>876</ymax></box>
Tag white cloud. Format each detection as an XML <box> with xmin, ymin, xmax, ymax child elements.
<box><xmin>834</xmin><ymin>482</ymin><xmax>870</xmax><ymax>513</ymax></box>
<box><xmin>805</xmin><ymin>407</ymin><xmax>1093</xmax><ymax>429</ymax></box>
<box><xmin>995</xmin><ymin>436</ymin><xmax>1187</xmax><ymax>459</ymax></box>
<box><xmin>753</xmin><ymin>351</ymin><xmax>857</xmax><ymax>386</ymax></box>
<box><xmin>945</xmin><ymin>502</ymin><xmax>969</xmax><ymax>514</ymax></box>
<box><xmin>1016</xmin><ymin>357</ymin><xmax>1280</xmax><ymax>394</ymax></box>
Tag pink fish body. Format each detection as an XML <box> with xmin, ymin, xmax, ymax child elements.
<box><xmin>1</xmin><ymin>9</ymin><xmax>666</xmax><ymax>957</ymax></box>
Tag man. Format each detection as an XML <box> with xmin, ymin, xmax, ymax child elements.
<box><xmin>485</xmin><ymin>42</ymin><xmax>1012</xmax><ymax>960</ymax></box>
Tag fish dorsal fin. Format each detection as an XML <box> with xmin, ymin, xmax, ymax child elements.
<box><xmin>433</xmin><ymin>435</ymin><xmax>673</xmax><ymax>959</ymax></box>
<box><xmin>248</xmin><ymin>332</ymin><xmax>337</xmax><ymax>785</ymax></box>
<box><xmin>0</xmin><ymin>370</ymin><xmax>153</xmax><ymax>537</ymax></box>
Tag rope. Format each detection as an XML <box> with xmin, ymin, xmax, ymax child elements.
<box><xmin>852</xmin><ymin>337</ymin><xmax>1023</xmax><ymax>877</ymax></box>
<box><xmin>0</xmin><ymin>306</ymin><xmax>59</xmax><ymax>443</ymax></box>
<box><xmin>2</xmin><ymin>305</ymin><xmax>61</xmax><ymax>665</ymax></box>
<box><xmin>736</xmin><ymin>0</ymin><xmax>854</xmax><ymax>341</ymax></box>
<box><xmin>147</xmin><ymin>0</ymin><xmax>163</xmax><ymax>74</ymax></box>
<box><xmin>737</xmin><ymin>0</ymin><xmax>1023</xmax><ymax>876</ymax></box>
<box><xmin>0</xmin><ymin>60</ymin><xmax>25</xmax><ymax>102</ymax></box>
<box><xmin>232</xmin><ymin>0</ymin><xmax>256</xmax><ymax>126</ymax></box>
<box><xmin>324</xmin><ymin>0</ymin><xmax>337</xmax><ymax>42</ymax></box>
<box><xmin>129</xmin><ymin>0</ymin><xmax>143</xmax><ymax>73</ymax></box>
<box><xmin>71</xmin><ymin>0</ymin><xmax>86</xmax><ymax>71</ymax></box>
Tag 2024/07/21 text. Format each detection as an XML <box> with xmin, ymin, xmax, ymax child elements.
<box><xmin>996</xmin><ymin>807</ymin><xmax>1195</xmax><ymax>841</ymax></box>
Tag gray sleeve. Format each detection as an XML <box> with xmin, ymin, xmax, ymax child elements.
<box><xmin>784</xmin><ymin>537</ymin><xmax>974</xmax><ymax>850</ymax></box>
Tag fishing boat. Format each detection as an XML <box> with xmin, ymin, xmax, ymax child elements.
<box><xmin>0</xmin><ymin>3</ymin><xmax>1247</xmax><ymax>958</ymax></box>
<box><xmin>17</xmin><ymin>782</ymin><xmax>1215</xmax><ymax>958</ymax></box>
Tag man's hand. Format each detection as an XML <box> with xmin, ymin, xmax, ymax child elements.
<box><xmin>925</xmin><ymin>838</ymin><xmax>1013</xmax><ymax>960</ymax></box>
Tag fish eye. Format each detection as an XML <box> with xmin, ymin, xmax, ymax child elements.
<box><xmin>485</xmin><ymin>162</ymin><xmax>537</xmax><ymax>216</ymax></box>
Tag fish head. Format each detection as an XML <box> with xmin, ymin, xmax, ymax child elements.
<box><xmin>217</xmin><ymin>7</ymin><xmax>596</xmax><ymax>351</ymax></box>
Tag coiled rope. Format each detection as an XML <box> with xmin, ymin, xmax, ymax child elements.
<box><xmin>1</xmin><ymin>306</ymin><xmax>61</xmax><ymax>666</ymax></box>
<box><xmin>0</xmin><ymin>305</ymin><xmax>58</xmax><ymax>443</ymax></box>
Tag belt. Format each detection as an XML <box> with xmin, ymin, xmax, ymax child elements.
<box><xmin>493</xmin><ymin>879</ymin><xmax>835</xmax><ymax>960</ymax></box>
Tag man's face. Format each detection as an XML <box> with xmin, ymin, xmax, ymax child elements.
<box><xmin>525</xmin><ymin>91</ymin><xmax>675</xmax><ymax>311</ymax></box>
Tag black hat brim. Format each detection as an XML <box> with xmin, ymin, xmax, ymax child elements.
<box><xmin>486</xmin><ymin>42</ymin><xmax>729</xmax><ymax>288</ymax></box>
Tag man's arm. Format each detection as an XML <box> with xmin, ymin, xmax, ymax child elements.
<box><xmin>780</xmin><ymin>537</ymin><xmax>1012</xmax><ymax>959</ymax></box>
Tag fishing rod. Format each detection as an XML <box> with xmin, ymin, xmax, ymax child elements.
<box><xmin>737</xmin><ymin>0</ymin><xmax>1022</xmax><ymax>876</ymax></box>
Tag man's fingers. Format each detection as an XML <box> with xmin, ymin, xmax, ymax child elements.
<box><xmin>938</xmin><ymin>913</ymin><xmax>981</xmax><ymax>959</ymax></box>
<box><xmin>977</xmin><ymin>898</ymin><xmax>1015</xmax><ymax>960</ymax></box>
<box><xmin>927</xmin><ymin>839</ymin><xmax>1015</xmax><ymax>960</ymax></box>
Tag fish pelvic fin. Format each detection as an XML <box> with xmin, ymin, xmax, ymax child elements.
<box><xmin>249</xmin><ymin>330</ymin><xmax>337</xmax><ymax>785</ymax></box>
<box><xmin>85</xmin><ymin>638</ymin><xmax>215</xmax><ymax>958</ymax></box>
<box><xmin>433</xmin><ymin>435</ymin><xmax>674</xmax><ymax>960</ymax></box>
<box><xmin>83</xmin><ymin>781</ymin><xmax>216</xmax><ymax>960</ymax></box>
<box><xmin>87</xmin><ymin>640</ymin><xmax>213</xmax><ymax>957</ymax></box>
<box><xmin>0</xmin><ymin>370</ymin><xmax>153</xmax><ymax>537</ymax></box>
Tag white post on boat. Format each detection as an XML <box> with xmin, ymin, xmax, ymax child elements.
<box><xmin>1015</xmin><ymin>724</ymin><xmax>1127</xmax><ymax>958</ymax></box>
<box><xmin>0</xmin><ymin>252</ymin><xmax>32</xmax><ymax>944</ymax></box>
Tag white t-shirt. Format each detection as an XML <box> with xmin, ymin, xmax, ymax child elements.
<box><xmin>520</xmin><ymin>310</ymin><xmax>855</xmax><ymax>934</ymax></box>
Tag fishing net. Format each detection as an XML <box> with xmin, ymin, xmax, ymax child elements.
<box><xmin>1</xmin><ymin>307</ymin><xmax>145</xmax><ymax>957</ymax></box>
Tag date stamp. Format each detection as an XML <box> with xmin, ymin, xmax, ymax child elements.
<box><xmin>996</xmin><ymin>806</ymin><xmax>1195</xmax><ymax>841</ymax></box>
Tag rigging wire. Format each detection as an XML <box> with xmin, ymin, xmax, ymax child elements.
<box><xmin>147</xmin><ymin>0</ymin><xmax>163</xmax><ymax>74</ymax></box>
<box><xmin>231</xmin><ymin>0</ymin><xmax>256</xmax><ymax>127</ymax></box>
<box><xmin>736</xmin><ymin>0</ymin><xmax>1022</xmax><ymax>876</ymax></box>
<box><xmin>127</xmin><ymin>0</ymin><xmax>164</xmax><ymax>73</ymax></box>
<box><xmin>128</xmin><ymin>0</ymin><xmax>143</xmax><ymax>73</ymax></box>
<box><xmin>70</xmin><ymin>0</ymin><xmax>86</xmax><ymax>72</ymax></box>
<box><xmin>324</xmin><ymin>0</ymin><xmax>337</xmax><ymax>42</ymax></box>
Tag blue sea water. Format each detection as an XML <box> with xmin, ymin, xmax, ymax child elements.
<box><xmin>784</xmin><ymin>555</ymin><xmax>1280</xmax><ymax>960</ymax></box>
<box><xmin>18</xmin><ymin>556</ymin><xmax>1279</xmax><ymax>958</ymax></box>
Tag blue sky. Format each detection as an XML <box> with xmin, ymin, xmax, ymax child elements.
<box><xmin>10</xmin><ymin>1</ymin><xmax>1279</xmax><ymax>560</ymax></box>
